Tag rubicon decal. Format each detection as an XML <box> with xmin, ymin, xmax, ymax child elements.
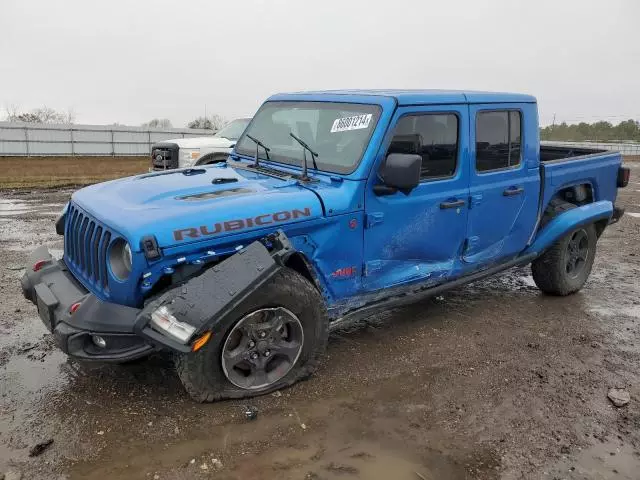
<box><xmin>173</xmin><ymin>208</ymin><xmax>312</xmax><ymax>241</ymax></box>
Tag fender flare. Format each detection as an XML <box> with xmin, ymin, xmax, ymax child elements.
<box><xmin>524</xmin><ymin>200</ymin><xmax>613</xmax><ymax>256</ymax></box>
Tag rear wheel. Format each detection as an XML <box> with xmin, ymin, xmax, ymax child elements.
<box><xmin>531</xmin><ymin>200</ymin><xmax>597</xmax><ymax>295</ymax></box>
<box><xmin>175</xmin><ymin>268</ymin><xmax>328</xmax><ymax>402</ymax></box>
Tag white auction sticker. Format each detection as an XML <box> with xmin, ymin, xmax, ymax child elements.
<box><xmin>330</xmin><ymin>114</ymin><xmax>372</xmax><ymax>133</ymax></box>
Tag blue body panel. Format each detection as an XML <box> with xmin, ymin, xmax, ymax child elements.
<box><xmin>62</xmin><ymin>89</ymin><xmax>623</xmax><ymax>312</ymax></box>
<box><xmin>464</xmin><ymin>102</ymin><xmax>540</xmax><ymax>264</ymax></box>
<box><xmin>541</xmin><ymin>151</ymin><xmax>621</xmax><ymax>209</ymax></box>
<box><xmin>524</xmin><ymin>201</ymin><xmax>613</xmax><ymax>256</ymax></box>
<box><xmin>361</xmin><ymin>103</ymin><xmax>471</xmax><ymax>291</ymax></box>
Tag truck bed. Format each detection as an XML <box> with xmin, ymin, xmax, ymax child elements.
<box><xmin>540</xmin><ymin>144</ymin><xmax>607</xmax><ymax>163</ymax></box>
<box><xmin>540</xmin><ymin>147</ymin><xmax>622</xmax><ymax>209</ymax></box>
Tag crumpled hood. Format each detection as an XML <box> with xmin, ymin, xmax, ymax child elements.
<box><xmin>71</xmin><ymin>165</ymin><xmax>323</xmax><ymax>249</ymax></box>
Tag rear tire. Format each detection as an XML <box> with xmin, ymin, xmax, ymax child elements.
<box><xmin>175</xmin><ymin>268</ymin><xmax>329</xmax><ymax>402</ymax></box>
<box><xmin>531</xmin><ymin>200</ymin><xmax>597</xmax><ymax>295</ymax></box>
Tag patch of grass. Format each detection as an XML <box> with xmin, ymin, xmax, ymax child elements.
<box><xmin>0</xmin><ymin>154</ymin><xmax>637</xmax><ymax>190</ymax></box>
<box><xmin>0</xmin><ymin>156</ymin><xmax>150</xmax><ymax>189</ymax></box>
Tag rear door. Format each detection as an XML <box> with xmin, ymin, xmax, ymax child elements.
<box><xmin>362</xmin><ymin>104</ymin><xmax>470</xmax><ymax>292</ymax></box>
<box><xmin>464</xmin><ymin>104</ymin><xmax>539</xmax><ymax>264</ymax></box>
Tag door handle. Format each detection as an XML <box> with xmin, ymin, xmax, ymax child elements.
<box><xmin>503</xmin><ymin>186</ymin><xmax>524</xmax><ymax>196</ymax></box>
<box><xmin>440</xmin><ymin>199</ymin><xmax>466</xmax><ymax>209</ymax></box>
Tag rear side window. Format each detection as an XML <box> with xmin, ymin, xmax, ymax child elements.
<box><xmin>475</xmin><ymin>111</ymin><xmax>522</xmax><ymax>172</ymax></box>
<box><xmin>387</xmin><ymin>113</ymin><xmax>458</xmax><ymax>180</ymax></box>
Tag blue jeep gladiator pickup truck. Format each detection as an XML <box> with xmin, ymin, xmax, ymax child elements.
<box><xmin>21</xmin><ymin>90</ymin><xmax>630</xmax><ymax>401</ymax></box>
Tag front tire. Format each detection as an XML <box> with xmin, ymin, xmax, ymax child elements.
<box><xmin>175</xmin><ymin>268</ymin><xmax>329</xmax><ymax>402</ymax></box>
<box><xmin>531</xmin><ymin>222</ymin><xmax>597</xmax><ymax>296</ymax></box>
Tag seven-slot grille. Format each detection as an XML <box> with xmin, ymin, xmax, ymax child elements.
<box><xmin>64</xmin><ymin>204</ymin><xmax>113</xmax><ymax>293</ymax></box>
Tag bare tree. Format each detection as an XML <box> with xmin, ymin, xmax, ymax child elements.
<box><xmin>187</xmin><ymin>114</ymin><xmax>226</xmax><ymax>130</ymax></box>
<box><xmin>4</xmin><ymin>103</ymin><xmax>21</xmax><ymax>122</ymax></box>
<box><xmin>4</xmin><ymin>105</ymin><xmax>75</xmax><ymax>124</ymax></box>
<box><xmin>141</xmin><ymin>118</ymin><xmax>173</xmax><ymax>129</ymax></box>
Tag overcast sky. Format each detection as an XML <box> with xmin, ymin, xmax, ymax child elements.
<box><xmin>1</xmin><ymin>0</ymin><xmax>638</xmax><ymax>127</ymax></box>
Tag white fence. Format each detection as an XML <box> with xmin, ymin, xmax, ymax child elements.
<box><xmin>542</xmin><ymin>140</ymin><xmax>640</xmax><ymax>156</ymax></box>
<box><xmin>2</xmin><ymin>122</ymin><xmax>639</xmax><ymax>157</ymax></box>
<box><xmin>0</xmin><ymin>122</ymin><xmax>215</xmax><ymax>156</ymax></box>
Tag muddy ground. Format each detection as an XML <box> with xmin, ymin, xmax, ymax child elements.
<box><xmin>1</xmin><ymin>164</ymin><xmax>640</xmax><ymax>480</ymax></box>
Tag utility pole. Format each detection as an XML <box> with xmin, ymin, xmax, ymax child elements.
<box><xmin>552</xmin><ymin>113</ymin><xmax>556</xmax><ymax>127</ymax></box>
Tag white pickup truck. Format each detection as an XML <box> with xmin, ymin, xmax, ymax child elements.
<box><xmin>150</xmin><ymin>118</ymin><xmax>251</xmax><ymax>170</ymax></box>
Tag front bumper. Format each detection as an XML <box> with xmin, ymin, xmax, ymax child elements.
<box><xmin>151</xmin><ymin>142</ymin><xmax>179</xmax><ymax>170</ymax></box>
<box><xmin>21</xmin><ymin>232</ymin><xmax>291</xmax><ymax>363</ymax></box>
<box><xmin>21</xmin><ymin>246</ymin><xmax>154</xmax><ymax>362</ymax></box>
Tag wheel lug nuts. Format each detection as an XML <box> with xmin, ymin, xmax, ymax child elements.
<box><xmin>248</xmin><ymin>341</ymin><xmax>255</xmax><ymax>348</ymax></box>
<box><xmin>264</xmin><ymin>350</ymin><xmax>271</xmax><ymax>357</ymax></box>
<box><xmin>259</xmin><ymin>331</ymin><xmax>266</xmax><ymax>338</ymax></box>
<box><xmin>250</xmin><ymin>352</ymin><xmax>258</xmax><ymax>360</ymax></box>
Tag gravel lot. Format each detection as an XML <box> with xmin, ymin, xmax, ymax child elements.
<box><xmin>1</xmin><ymin>163</ymin><xmax>639</xmax><ymax>480</ymax></box>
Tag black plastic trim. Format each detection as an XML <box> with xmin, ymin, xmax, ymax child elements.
<box><xmin>610</xmin><ymin>206</ymin><xmax>625</xmax><ymax>224</ymax></box>
<box><xmin>21</xmin><ymin>246</ymin><xmax>154</xmax><ymax>362</ymax></box>
<box><xmin>135</xmin><ymin>231</ymin><xmax>291</xmax><ymax>350</ymax></box>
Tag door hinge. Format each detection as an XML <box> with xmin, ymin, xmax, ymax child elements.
<box><xmin>365</xmin><ymin>212</ymin><xmax>384</xmax><ymax>229</ymax></box>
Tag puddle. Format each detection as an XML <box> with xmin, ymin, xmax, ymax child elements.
<box><xmin>230</xmin><ymin>440</ymin><xmax>473</xmax><ymax>480</ymax></box>
<box><xmin>0</xmin><ymin>199</ymin><xmax>34</xmax><ymax>204</ymax></box>
<box><xmin>550</xmin><ymin>439</ymin><xmax>638</xmax><ymax>479</ymax></box>
<box><xmin>0</xmin><ymin>200</ymin><xmax>35</xmax><ymax>214</ymax></box>
<box><xmin>0</xmin><ymin>199</ymin><xmax>64</xmax><ymax>217</ymax></box>
<box><xmin>589</xmin><ymin>305</ymin><xmax>640</xmax><ymax>319</ymax></box>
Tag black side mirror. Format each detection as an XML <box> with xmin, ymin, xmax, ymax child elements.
<box><xmin>375</xmin><ymin>153</ymin><xmax>421</xmax><ymax>195</ymax></box>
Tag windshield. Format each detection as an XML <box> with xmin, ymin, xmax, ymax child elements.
<box><xmin>235</xmin><ymin>101</ymin><xmax>381</xmax><ymax>174</ymax></box>
<box><xmin>214</xmin><ymin>118</ymin><xmax>251</xmax><ymax>140</ymax></box>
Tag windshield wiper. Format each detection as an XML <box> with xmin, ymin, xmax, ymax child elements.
<box><xmin>289</xmin><ymin>132</ymin><xmax>319</xmax><ymax>181</ymax></box>
<box><xmin>245</xmin><ymin>134</ymin><xmax>270</xmax><ymax>168</ymax></box>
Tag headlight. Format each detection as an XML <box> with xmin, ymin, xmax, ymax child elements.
<box><xmin>109</xmin><ymin>238</ymin><xmax>132</xmax><ymax>280</ymax></box>
<box><xmin>181</xmin><ymin>149</ymin><xmax>200</xmax><ymax>165</ymax></box>
<box><xmin>150</xmin><ymin>306</ymin><xmax>196</xmax><ymax>343</ymax></box>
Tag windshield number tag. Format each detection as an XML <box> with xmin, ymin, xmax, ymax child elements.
<box><xmin>330</xmin><ymin>114</ymin><xmax>372</xmax><ymax>133</ymax></box>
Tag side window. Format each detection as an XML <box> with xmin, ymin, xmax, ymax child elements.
<box><xmin>387</xmin><ymin>113</ymin><xmax>458</xmax><ymax>180</ymax></box>
<box><xmin>475</xmin><ymin>110</ymin><xmax>522</xmax><ymax>172</ymax></box>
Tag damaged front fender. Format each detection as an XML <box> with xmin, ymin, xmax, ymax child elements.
<box><xmin>135</xmin><ymin>231</ymin><xmax>293</xmax><ymax>352</ymax></box>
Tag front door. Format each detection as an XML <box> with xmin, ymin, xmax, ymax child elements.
<box><xmin>464</xmin><ymin>104</ymin><xmax>539</xmax><ymax>264</ymax></box>
<box><xmin>362</xmin><ymin>105</ymin><xmax>470</xmax><ymax>292</ymax></box>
